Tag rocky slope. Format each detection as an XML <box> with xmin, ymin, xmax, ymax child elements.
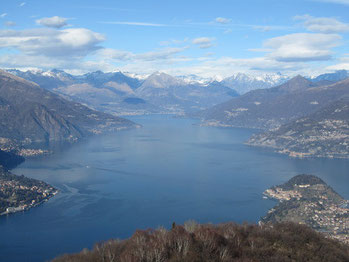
<box><xmin>8</xmin><ymin>69</ymin><xmax>238</xmax><ymax>115</ymax></box>
<box><xmin>262</xmin><ymin>174</ymin><xmax>348</xmax><ymax>244</ymax></box>
<box><xmin>201</xmin><ymin>76</ymin><xmax>349</xmax><ymax>130</ymax></box>
<box><xmin>0</xmin><ymin>70</ymin><xmax>137</xmax><ymax>153</ymax></box>
<box><xmin>248</xmin><ymin>97</ymin><xmax>349</xmax><ymax>158</ymax></box>
<box><xmin>8</xmin><ymin>69</ymin><xmax>155</xmax><ymax>115</ymax></box>
<box><xmin>201</xmin><ymin>76</ymin><xmax>318</xmax><ymax>129</ymax></box>
<box><xmin>311</xmin><ymin>70</ymin><xmax>349</xmax><ymax>83</ymax></box>
<box><xmin>135</xmin><ymin>72</ymin><xmax>238</xmax><ymax>114</ymax></box>
<box><xmin>221</xmin><ymin>72</ymin><xmax>289</xmax><ymax>94</ymax></box>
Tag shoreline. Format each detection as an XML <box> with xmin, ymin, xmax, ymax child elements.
<box><xmin>0</xmin><ymin>189</ymin><xmax>59</xmax><ymax>217</ymax></box>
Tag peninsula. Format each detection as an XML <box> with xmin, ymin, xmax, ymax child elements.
<box><xmin>262</xmin><ymin>174</ymin><xmax>349</xmax><ymax>244</ymax></box>
<box><xmin>0</xmin><ymin>166</ymin><xmax>57</xmax><ymax>216</ymax></box>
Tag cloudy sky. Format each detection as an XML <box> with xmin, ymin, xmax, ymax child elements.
<box><xmin>0</xmin><ymin>0</ymin><xmax>349</xmax><ymax>77</ymax></box>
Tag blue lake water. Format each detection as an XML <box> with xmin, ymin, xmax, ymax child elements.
<box><xmin>1</xmin><ymin>115</ymin><xmax>349</xmax><ymax>262</ymax></box>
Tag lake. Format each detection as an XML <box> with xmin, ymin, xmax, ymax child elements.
<box><xmin>1</xmin><ymin>115</ymin><xmax>349</xmax><ymax>262</ymax></box>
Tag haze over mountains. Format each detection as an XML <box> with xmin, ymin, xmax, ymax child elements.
<box><xmin>199</xmin><ymin>71</ymin><xmax>349</xmax><ymax>158</ymax></box>
<box><xmin>221</xmin><ymin>72</ymin><xmax>289</xmax><ymax>94</ymax></box>
<box><xmin>202</xmin><ymin>74</ymin><xmax>349</xmax><ymax>129</ymax></box>
<box><xmin>0</xmin><ymin>70</ymin><xmax>137</xmax><ymax>154</ymax></box>
<box><xmin>8</xmin><ymin>69</ymin><xmax>239</xmax><ymax>116</ymax></box>
<box><xmin>7</xmin><ymin>68</ymin><xmax>348</xmax><ymax>117</ymax></box>
<box><xmin>2</xmin><ymin>67</ymin><xmax>349</xmax><ymax>159</ymax></box>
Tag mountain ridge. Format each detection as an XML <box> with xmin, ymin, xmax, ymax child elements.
<box><xmin>8</xmin><ymin>69</ymin><xmax>239</xmax><ymax>115</ymax></box>
<box><xmin>0</xmin><ymin>70</ymin><xmax>138</xmax><ymax>154</ymax></box>
<box><xmin>247</xmin><ymin>96</ymin><xmax>349</xmax><ymax>158</ymax></box>
<box><xmin>201</xmin><ymin>75</ymin><xmax>349</xmax><ymax>130</ymax></box>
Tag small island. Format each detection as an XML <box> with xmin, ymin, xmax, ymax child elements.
<box><xmin>0</xmin><ymin>166</ymin><xmax>58</xmax><ymax>216</ymax></box>
<box><xmin>261</xmin><ymin>174</ymin><xmax>349</xmax><ymax>244</ymax></box>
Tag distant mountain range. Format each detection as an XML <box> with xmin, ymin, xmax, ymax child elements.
<box><xmin>221</xmin><ymin>72</ymin><xmax>289</xmax><ymax>94</ymax></box>
<box><xmin>135</xmin><ymin>72</ymin><xmax>238</xmax><ymax>114</ymax></box>
<box><xmin>220</xmin><ymin>70</ymin><xmax>349</xmax><ymax>94</ymax></box>
<box><xmin>0</xmin><ymin>70</ymin><xmax>137</xmax><ymax>154</ymax></box>
<box><xmin>201</xmin><ymin>76</ymin><xmax>321</xmax><ymax>129</ymax></box>
<box><xmin>7</xmin><ymin>69</ymin><xmax>349</xmax><ymax>116</ymax></box>
<box><xmin>5</xmin><ymin>67</ymin><xmax>349</xmax><ymax>159</ymax></box>
<box><xmin>7</xmin><ymin>69</ymin><xmax>239</xmax><ymax>115</ymax></box>
<box><xmin>199</xmin><ymin>71</ymin><xmax>349</xmax><ymax>158</ymax></box>
<box><xmin>202</xmin><ymin>73</ymin><xmax>349</xmax><ymax>127</ymax></box>
<box><xmin>310</xmin><ymin>69</ymin><xmax>349</xmax><ymax>83</ymax></box>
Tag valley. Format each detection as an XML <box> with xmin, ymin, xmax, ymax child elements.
<box><xmin>2</xmin><ymin>1</ymin><xmax>349</xmax><ymax>261</ymax></box>
<box><xmin>0</xmin><ymin>68</ymin><xmax>348</xmax><ymax>261</ymax></box>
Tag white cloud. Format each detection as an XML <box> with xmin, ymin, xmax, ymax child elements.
<box><xmin>99</xmin><ymin>21</ymin><xmax>166</xmax><ymax>27</ymax></box>
<box><xmin>36</xmin><ymin>16</ymin><xmax>68</xmax><ymax>28</ymax></box>
<box><xmin>4</xmin><ymin>21</ymin><xmax>16</xmax><ymax>27</ymax></box>
<box><xmin>192</xmin><ymin>37</ymin><xmax>215</xmax><ymax>49</ymax></box>
<box><xmin>248</xmin><ymin>48</ymin><xmax>273</xmax><ymax>52</ymax></box>
<box><xmin>0</xmin><ymin>13</ymin><xmax>7</xmax><ymax>18</ymax></box>
<box><xmin>19</xmin><ymin>2</ymin><xmax>26</xmax><ymax>7</ymax></box>
<box><xmin>326</xmin><ymin>63</ymin><xmax>349</xmax><ymax>70</ymax></box>
<box><xmin>295</xmin><ymin>14</ymin><xmax>349</xmax><ymax>33</ymax></box>
<box><xmin>215</xmin><ymin>17</ymin><xmax>231</xmax><ymax>24</ymax></box>
<box><xmin>0</xmin><ymin>25</ymin><xmax>192</xmax><ymax>74</ymax></box>
<box><xmin>159</xmin><ymin>38</ymin><xmax>189</xmax><ymax>46</ymax></box>
<box><xmin>154</xmin><ymin>56</ymin><xmax>312</xmax><ymax>78</ymax></box>
<box><xmin>98</xmin><ymin>47</ymin><xmax>188</xmax><ymax>62</ymax></box>
<box><xmin>0</xmin><ymin>28</ymin><xmax>105</xmax><ymax>58</ymax></box>
<box><xmin>252</xmin><ymin>25</ymin><xmax>293</xmax><ymax>32</ymax></box>
<box><xmin>253</xmin><ymin>25</ymin><xmax>273</xmax><ymax>32</ymax></box>
<box><xmin>137</xmin><ymin>47</ymin><xmax>189</xmax><ymax>61</ymax></box>
<box><xmin>326</xmin><ymin>56</ymin><xmax>349</xmax><ymax>70</ymax></box>
<box><xmin>264</xmin><ymin>33</ymin><xmax>341</xmax><ymax>62</ymax></box>
<box><xmin>0</xmin><ymin>17</ymin><xmax>344</xmax><ymax>78</ymax></box>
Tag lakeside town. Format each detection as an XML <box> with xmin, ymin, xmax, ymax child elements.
<box><xmin>0</xmin><ymin>167</ymin><xmax>58</xmax><ymax>216</ymax></box>
<box><xmin>262</xmin><ymin>175</ymin><xmax>349</xmax><ymax>244</ymax></box>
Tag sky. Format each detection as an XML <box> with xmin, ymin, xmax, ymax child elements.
<box><xmin>0</xmin><ymin>0</ymin><xmax>349</xmax><ymax>78</ymax></box>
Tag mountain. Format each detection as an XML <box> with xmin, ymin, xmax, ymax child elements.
<box><xmin>311</xmin><ymin>70</ymin><xmax>349</xmax><ymax>83</ymax></box>
<box><xmin>7</xmin><ymin>69</ymin><xmax>75</xmax><ymax>91</ymax></box>
<box><xmin>8</xmin><ymin>69</ymin><xmax>143</xmax><ymax>92</ymax></box>
<box><xmin>201</xmin><ymin>76</ymin><xmax>320</xmax><ymax>129</ymax></box>
<box><xmin>176</xmin><ymin>74</ymin><xmax>217</xmax><ymax>84</ymax></box>
<box><xmin>136</xmin><ymin>72</ymin><xmax>238</xmax><ymax>114</ymax></box>
<box><xmin>201</xmin><ymin>76</ymin><xmax>349</xmax><ymax>130</ymax></box>
<box><xmin>7</xmin><ymin>69</ymin><xmax>158</xmax><ymax>115</ymax></box>
<box><xmin>10</xmin><ymin>69</ymin><xmax>348</xmax><ymax>118</ymax></box>
<box><xmin>80</xmin><ymin>70</ymin><xmax>142</xmax><ymax>91</ymax></box>
<box><xmin>262</xmin><ymin>174</ymin><xmax>348</xmax><ymax>243</ymax></box>
<box><xmin>0</xmin><ymin>70</ymin><xmax>137</xmax><ymax>153</ymax></box>
<box><xmin>247</xmin><ymin>96</ymin><xmax>349</xmax><ymax>158</ymax></box>
<box><xmin>8</xmin><ymin>69</ymin><xmax>238</xmax><ymax>115</ymax></box>
<box><xmin>221</xmin><ymin>72</ymin><xmax>289</xmax><ymax>94</ymax></box>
